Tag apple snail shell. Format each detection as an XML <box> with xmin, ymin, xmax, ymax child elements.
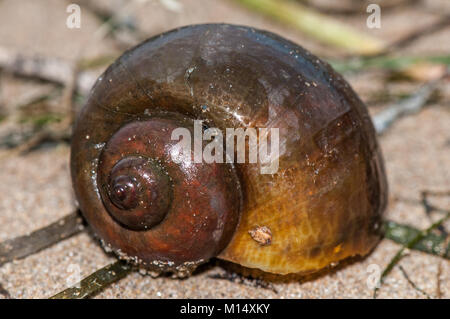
<box><xmin>70</xmin><ymin>24</ymin><xmax>388</xmax><ymax>276</ymax></box>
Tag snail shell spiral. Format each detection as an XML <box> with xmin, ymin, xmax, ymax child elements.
<box><xmin>71</xmin><ymin>24</ymin><xmax>387</xmax><ymax>275</ymax></box>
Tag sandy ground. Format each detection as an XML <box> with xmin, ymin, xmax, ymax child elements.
<box><xmin>0</xmin><ymin>0</ymin><xmax>449</xmax><ymax>298</ymax></box>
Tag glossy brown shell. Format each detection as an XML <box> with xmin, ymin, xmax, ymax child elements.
<box><xmin>71</xmin><ymin>24</ymin><xmax>388</xmax><ymax>275</ymax></box>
